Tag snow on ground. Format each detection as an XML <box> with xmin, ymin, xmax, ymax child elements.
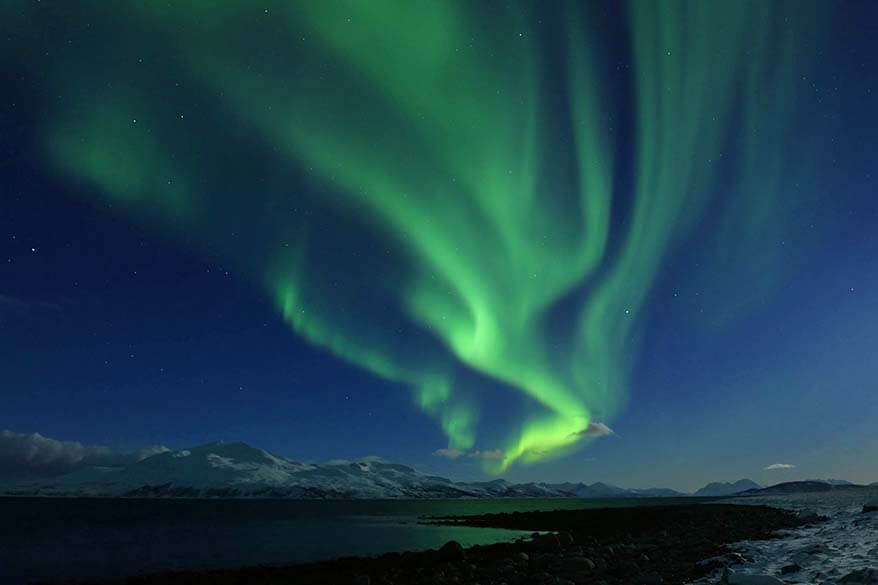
<box><xmin>694</xmin><ymin>487</ymin><xmax>878</xmax><ymax>585</ymax></box>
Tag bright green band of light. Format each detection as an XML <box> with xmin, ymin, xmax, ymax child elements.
<box><xmin>26</xmin><ymin>0</ymin><xmax>818</xmax><ymax>469</ymax></box>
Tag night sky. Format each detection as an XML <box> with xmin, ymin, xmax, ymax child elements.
<box><xmin>2</xmin><ymin>1</ymin><xmax>876</xmax><ymax>491</ymax></box>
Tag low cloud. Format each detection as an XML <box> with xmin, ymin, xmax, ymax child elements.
<box><xmin>573</xmin><ymin>422</ymin><xmax>616</xmax><ymax>438</ymax></box>
<box><xmin>433</xmin><ymin>448</ymin><xmax>506</xmax><ymax>460</ymax></box>
<box><xmin>0</xmin><ymin>294</ymin><xmax>30</xmax><ymax>310</ymax></box>
<box><xmin>433</xmin><ymin>448</ymin><xmax>466</xmax><ymax>459</ymax></box>
<box><xmin>0</xmin><ymin>430</ymin><xmax>168</xmax><ymax>480</ymax></box>
<box><xmin>764</xmin><ymin>463</ymin><xmax>796</xmax><ymax>470</ymax></box>
<box><xmin>0</xmin><ymin>293</ymin><xmax>60</xmax><ymax>315</ymax></box>
<box><xmin>137</xmin><ymin>445</ymin><xmax>171</xmax><ymax>460</ymax></box>
<box><xmin>469</xmin><ymin>449</ymin><xmax>505</xmax><ymax>460</ymax></box>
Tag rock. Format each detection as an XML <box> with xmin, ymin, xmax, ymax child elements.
<box><xmin>639</xmin><ymin>573</ymin><xmax>663</xmax><ymax>585</ymax></box>
<box><xmin>863</xmin><ymin>502</ymin><xmax>878</xmax><ymax>513</ymax></box>
<box><xmin>698</xmin><ymin>551</ymin><xmax>750</xmax><ymax>568</ymax></box>
<box><xmin>532</xmin><ymin>533</ymin><xmax>561</xmax><ymax>552</ymax></box>
<box><xmin>438</xmin><ymin>540</ymin><xmax>466</xmax><ymax>562</ymax></box>
<box><xmin>552</xmin><ymin>555</ymin><xmax>595</xmax><ymax>574</ymax></box>
<box><xmin>639</xmin><ymin>553</ymin><xmax>651</xmax><ymax>563</ymax></box>
<box><xmin>724</xmin><ymin>570</ymin><xmax>785</xmax><ymax>585</ymax></box>
<box><xmin>780</xmin><ymin>564</ymin><xmax>801</xmax><ymax>575</ymax></box>
<box><xmin>796</xmin><ymin>509</ymin><xmax>821</xmax><ymax>522</ymax></box>
<box><xmin>421</xmin><ymin>549</ymin><xmax>439</xmax><ymax>567</ymax></box>
<box><xmin>494</xmin><ymin>558</ymin><xmax>515</xmax><ymax>573</ymax></box>
<box><xmin>793</xmin><ymin>542</ymin><xmax>827</xmax><ymax>555</ymax></box>
<box><xmin>352</xmin><ymin>575</ymin><xmax>371</xmax><ymax>585</ymax></box>
<box><xmin>725</xmin><ymin>552</ymin><xmax>749</xmax><ymax>564</ymax></box>
<box><xmin>697</xmin><ymin>557</ymin><xmax>724</xmax><ymax>571</ymax></box>
<box><xmin>516</xmin><ymin>552</ymin><xmax>529</xmax><ymax>562</ymax></box>
<box><xmin>840</xmin><ymin>568</ymin><xmax>878</xmax><ymax>584</ymax></box>
<box><xmin>557</xmin><ymin>531</ymin><xmax>575</xmax><ymax>547</ymax></box>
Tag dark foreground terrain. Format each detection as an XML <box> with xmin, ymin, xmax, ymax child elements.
<box><xmin>43</xmin><ymin>504</ymin><xmax>816</xmax><ymax>585</ymax></box>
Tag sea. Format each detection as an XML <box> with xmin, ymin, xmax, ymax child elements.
<box><xmin>0</xmin><ymin>496</ymin><xmax>684</xmax><ymax>584</ymax></box>
<box><xmin>3</xmin><ymin>490</ymin><xmax>876</xmax><ymax>585</ymax></box>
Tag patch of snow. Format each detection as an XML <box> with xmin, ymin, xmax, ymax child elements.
<box><xmin>695</xmin><ymin>487</ymin><xmax>878</xmax><ymax>585</ymax></box>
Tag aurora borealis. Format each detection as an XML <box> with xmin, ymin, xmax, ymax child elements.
<box><xmin>3</xmin><ymin>1</ymin><xmax>877</xmax><ymax>487</ymax></box>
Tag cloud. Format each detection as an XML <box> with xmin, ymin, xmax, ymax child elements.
<box><xmin>0</xmin><ymin>293</ymin><xmax>60</xmax><ymax>313</ymax></box>
<box><xmin>136</xmin><ymin>445</ymin><xmax>171</xmax><ymax>460</ymax></box>
<box><xmin>0</xmin><ymin>430</ymin><xmax>168</xmax><ymax>480</ymax></box>
<box><xmin>433</xmin><ymin>448</ymin><xmax>466</xmax><ymax>459</ymax></box>
<box><xmin>0</xmin><ymin>294</ymin><xmax>30</xmax><ymax>310</ymax></box>
<box><xmin>764</xmin><ymin>463</ymin><xmax>796</xmax><ymax>470</ymax></box>
<box><xmin>469</xmin><ymin>449</ymin><xmax>505</xmax><ymax>460</ymax></box>
<box><xmin>573</xmin><ymin>422</ymin><xmax>616</xmax><ymax>438</ymax></box>
<box><xmin>432</xmin><ymin>448</ymin><xmax>506</xmax><ymax>460</ymax></box>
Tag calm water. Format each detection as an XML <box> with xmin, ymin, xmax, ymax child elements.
<box><xmin>0</xmin><ymin>496</ymin><xmax>691</xmax><ymax>584</ymax></box>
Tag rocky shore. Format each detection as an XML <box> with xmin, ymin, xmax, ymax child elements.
<box><xmin>46</xmin><ymin>504</ymin><xmax>816</xmax><ymax>585</ymax></box>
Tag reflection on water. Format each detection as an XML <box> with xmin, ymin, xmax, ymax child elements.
<box><xmin>1</xmin><ymin>496</ymin><xmax>691</xmax><ymax>584</ymax></box>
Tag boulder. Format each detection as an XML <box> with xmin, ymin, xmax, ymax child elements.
<box><xmin>697</xmin><ymin>555</ymin><xmax>725</xmax><ymax>568</ymax></box>
<box><xmin>840</xmin><ymin>568</ymin><xmax>878</xmax><ymax>584</ymax></box>
<box><xmin>552</xmin><ymin>555</ymin><xmax>595</xmax><ymax>574</ymax></box>
<box><xmin>351</xmin><ymin>575</ymin><xmax>371</xmax><ymax>585</ymax></box>
<box><xmin>639</xmin><ymin>574</ymin><xmax>663</xmax><ymax>585</ymax></box>
<box><xmin>438</xmin><ymin>540</ymin><xmax>466</xmax><ymax>562</ymax></box>
<box><xmin>863</xmin><ymin>501</ymin><xmax>878</xmax><ymax>513</ymax></box>
<box><xmin>794</xmin><ymin>542</ymin><xmax>827</xmax><ymax>555</ymax></box>
<box><xmin>532</xmin><ymin>533</ymin><xmax>561</xmax><ymax>552</ymax></box>
<box><xmin>780</xmin><ymin>564</ymin><xmax>801</xmax><ymax>575</ymax></box>
<box><xmin>724</xmin><ymin>570</ymin><xmax>785</xmax><ymax>585</ymax></box>
<box><xmin>724</xmin><ymin>552</ymin><xmax>749</xmax><ymax>565</ymax></box>
<box><xmin>796</xmin><ymin>509</ymin><xmax>821</xmax><ymax>522</ymax></box>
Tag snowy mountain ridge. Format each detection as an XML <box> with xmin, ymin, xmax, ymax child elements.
<box><xmin>0</xmin><ymin>441</ymin><xmax>690</xmax><ymax>499</ymax></box>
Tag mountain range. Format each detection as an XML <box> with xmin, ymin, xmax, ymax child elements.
<box><xmin>692</xmin><ymin>479</ymin><xmax>761</xmax><ymax>497</ymax></box>
<box><xmin>0</xmin><ymin>442</ymin><xmax>688</xmax><ymax>499</ymax></box>
<box><xmin>0</xmin><ymin>441</ymin><xmax>868</xmax><ymax>499</ymax></box>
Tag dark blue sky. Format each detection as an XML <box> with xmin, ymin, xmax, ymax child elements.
<box><xmin>2</xmin><ymin>1</ymin><xmax>876</xmax><ymax>491</ymax></box>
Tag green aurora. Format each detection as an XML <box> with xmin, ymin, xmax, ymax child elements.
<box><xmin>19</xmin><ymin>1</ymin><xmax>820</xmax><ymax>470</ymax></box>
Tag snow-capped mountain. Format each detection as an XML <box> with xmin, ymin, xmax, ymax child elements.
<box><xmin>0</xmin><ymin>441</ymin><xmax>684</xmax><ymax>499</ymax></box>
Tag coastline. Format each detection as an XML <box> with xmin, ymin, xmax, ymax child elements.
<box><xmin>38</xmin><ymin>503</ymin><xmax>814</xmax><ymax>585</ymax></box>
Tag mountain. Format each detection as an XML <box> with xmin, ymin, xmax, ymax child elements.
<box><xmin>1</xmin><ymin>442</ymin><xmax>489</xmax><ymax>499</ymax></box>
<box><xmin>630</xmin><ymin>487</ymin><xmax>689</xmax><ymax>497</ymax></box>
<box><xmin>806</xmin><ymin>478</ymin><xmax>853</xmax><ymax>486</ymax></box>
<box><xmin>0</xmin><ymin>441</ymin><xmax>685</xmax><ymax>500</ymax></box>
<box><xmin>535</xmin><ymin>481</ymin><xmax>684</xmax><ymax>499</ymax></box>
<box><xmin>694</xmin><ymin>479</ymin><xmax>761</xmax><ymax>497</ymax></box>
<box><xmin>737</xmin><ymin>480</ymin><xmax>867</xmax><ymax>496</ymax></box>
